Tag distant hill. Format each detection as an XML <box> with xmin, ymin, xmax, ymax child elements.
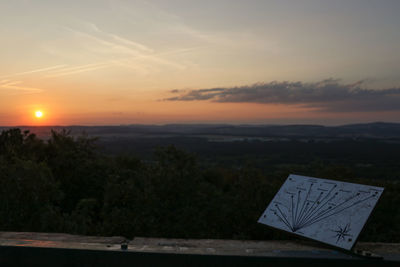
<box><xmin>1</xmin><ymin>122</ymin><xmax>400</xmax><ymax>139</ymax></box>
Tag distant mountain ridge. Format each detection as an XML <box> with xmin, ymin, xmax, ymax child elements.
<box><xmin>1</xmin><ymin>122</ymin><xmax>400</xmax><ymax>139</ymax></box>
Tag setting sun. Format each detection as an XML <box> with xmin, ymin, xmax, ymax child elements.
<box><xmin>35</xmin><ymin>111</ymin><xmax>43</xmax><ymax>118</ymax></box>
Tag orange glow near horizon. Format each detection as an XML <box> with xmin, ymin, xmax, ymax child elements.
<box><xmin>1</xmin><ymin>99</ymin><xmax>398</xmax><ymax>126</ymax></box>
<box><xmin>25</xmin><ymin>107</ymin><xmax>52</xmax><ymax>126</ymax></box>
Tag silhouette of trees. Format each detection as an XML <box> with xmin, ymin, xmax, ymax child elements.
<box><xmin>0</xmin><ymin>128</ymin><xmax>398</xmax><ymax>242</ymax></box>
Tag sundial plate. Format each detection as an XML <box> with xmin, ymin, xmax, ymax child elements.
<box><xmin>258</xmin><ymin>174</ymin><xmax>384</xmax><ymax>250</ymax></box>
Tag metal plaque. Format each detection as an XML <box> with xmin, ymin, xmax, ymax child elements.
<box><xmin>258</xmin><ymin>174</ymin><xmax>384</xmax><ymax>250</ymax></box>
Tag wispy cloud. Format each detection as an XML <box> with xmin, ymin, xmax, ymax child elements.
<box><xmin>165</xmin><ymin>79</ymin><xmax>400</xmax><ymax>112</ymax></box>
<box><xmin>0</xmin><ymin>63</ymin><xmax>113</xmax><ymax>80</ymax></box>
<box><xmin>63</xmin><ymin>23</ymin><xmax>186</xmax><ymax>70</ymax></box>
<box><xmin>44</xmin><ymin>62</ymin><xmax>112</xmax><ymax>78</ymax></box>
<box><xmin>87</xmin><ymin>22</ymin><xmax>153</xmax><ymax>53</ymax></box>
<box><xmin>0</xmin><ymin>65</ymin><xmax>67</xmax><ymax>79</ymax></box>
<box><xmin>0</xmin><ymin>80</ymin><xmax>43</xmax><ymax>94</ymax></box>
<box><xmin>1</xmin><ymin>19</ymin><xmax>199</xmax><ymax>81</ymax></box>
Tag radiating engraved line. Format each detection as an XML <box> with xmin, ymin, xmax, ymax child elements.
<box><xmin>275</xmin><ymin>204</ymin><xmax>293</xmax><ymax>232</ymax></box>
<box><xmin>294</xmin><ymin>191</ymin><xmax>301</xmax><ymax>225</ymax></box>
<box><xmin>302</xmin><ymin>205</ymin><xmax>335</xmax><ymax>227</ymax></box>
<box><xmin>291</xmin><ymin>195</ymin><xmax>295</xmax><ymax>228</ymax></box>
<box><xmin>296</xmin><ymin>183</ymin><xmax>313</xmax><ymax>227</ymax></box>
<box><xmin>299</xmin><ymin>188</ymin><xmax>339</xmax><ymax>227</ymax></box>
<box><xmin>297</xmin><ymin>202</ymin><xmax>310</xmax><ymax>228</ymax></box>
<box><xmin>298</xmin><ymin>184</ymin><xmax>336</xmax><ymax>226</ymax></box>
<box><xmin>301</xmin><ymin>195</ymin><xmax>375</xmax><ymax>229</ymax></box>
<box><xmin>274</xmin><ymin>212</ymin><xmax>293</xmax><ymax>231</ymax></box>
<box><xmin>298</xmin><ymin>192</ymin><xmax>328</xmax><ymax>227</ymax></box>
<box><xmin>298</xmin><ymin>191</ymin><xmax>323</xmax><ymax>227</ymax></box>
<box><xmin>300</xmin><ymin>192</ymin><xmax>363</xmax><ymax>229</ymax></box>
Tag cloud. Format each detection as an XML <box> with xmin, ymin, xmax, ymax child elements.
<box><xmin>44</xmin><ymin>62</ymin><xmax>112</xmax><ymax>78</ymax></box>
<box><xmin>164</xmin><ymin>79</ymin><xmax>400</xmax><ymax>112</ymax></box>
<box><xmin>0</xmin><ymin>65</ymin><xmax>67</xmax><ymax>79</ymax></box>
<box><xmin>0</xmin><ymin>63</ymin><xmax>113</xmax><ymax>80</ymax></box>
<box><xmin>63</xmin><ymin>23</ymin><xmax>186</xmax><ymax>70</ymax></box>
<box><xmin>0</xmin><ymin>80</ymin><xmax>43</xmax><ymax>94</ymax></box>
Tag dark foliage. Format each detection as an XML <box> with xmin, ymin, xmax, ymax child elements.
<box><xmin>0</xmin><ymin>128</ymin><xmax>398</xmax><ymax>242</ymax></box>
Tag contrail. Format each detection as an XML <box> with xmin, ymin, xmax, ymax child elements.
<box><xmin>45</xmin><ymin>63</ymin><xmax>111</xmax><ymax>78</ymax></box>
<box><xmin>0</xmin><ymin>65</ymin><xmax>67</xmax><ymax>79</ymax></box>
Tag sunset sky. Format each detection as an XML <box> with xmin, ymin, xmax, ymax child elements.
<box><xmin>1</xmin><ymin>0</ymin><xmax>400</xmax><ymax>126</ymax></box>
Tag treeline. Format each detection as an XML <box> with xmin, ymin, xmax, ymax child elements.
<box><xmin>99</xmin><ymin>136</ymin><xmax>400</xmax><ymax>181</ymax></box>
<box><xmin>0</xmin><ymin>128</ymin><xmax>399</xmax><ymax>242</ymax></box>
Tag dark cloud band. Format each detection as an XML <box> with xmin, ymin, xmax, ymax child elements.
<box><xmin>164</xmin><ymin>79</ymin><xmax>400</xmax><ymax>112</ymax></box>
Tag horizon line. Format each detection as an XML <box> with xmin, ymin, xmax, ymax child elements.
<box><xmin>0</xmin><ymin>121</ymin><xmax>399</xmax><ymax>128</ymax></box>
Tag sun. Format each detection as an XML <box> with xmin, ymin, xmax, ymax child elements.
<box><xmin>35</xmin><ymin>110</ymin><xmax>43</xmax><ymax>118</ymax></box>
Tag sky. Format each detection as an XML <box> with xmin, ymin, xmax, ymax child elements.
<box><xmin>1</xmin><ymin>0</ymin><xmax>400</xmax><ymax>126</ymax></box>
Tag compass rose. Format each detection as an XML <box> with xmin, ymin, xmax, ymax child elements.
<box><xmin>331</xmin><ymin>223</ymin><xmax>352</xmax><ymax>243</ymax></box>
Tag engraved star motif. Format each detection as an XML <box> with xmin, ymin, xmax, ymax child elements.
<box><xmin>331</xmin><ymin>223</ymin><xmax>352</xmax><ymax>243</ymax></box>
